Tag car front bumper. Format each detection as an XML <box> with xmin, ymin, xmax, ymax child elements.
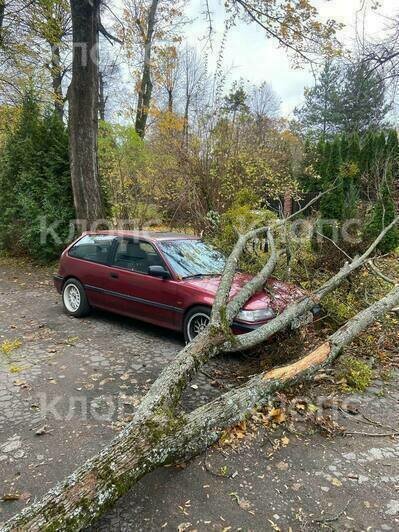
<box><xmin>232</xmin><ymin>305</ymin><xmax>321</xmax><ymax>335</ymax></box>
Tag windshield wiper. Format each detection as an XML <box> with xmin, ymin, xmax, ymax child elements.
<box><xmin>183</xmin><ymin>273</ymin><xmax>222</xmax><ymax>279</ymax></box>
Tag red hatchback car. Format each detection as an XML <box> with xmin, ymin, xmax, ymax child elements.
<box><xmin>54</xmin><ymin>231</ymin><xmax>311</xmax><ymax>343</ymax></box>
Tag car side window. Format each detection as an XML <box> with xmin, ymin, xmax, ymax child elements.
<box><xmin>69</xmin><ymin>235</ymin><xmax>115</xmax><ymax>264</ymax></box>
<box><xmin>112</xmin><ymin>239</ymin><xmax>165</xmax><ymax>274</ymax></box>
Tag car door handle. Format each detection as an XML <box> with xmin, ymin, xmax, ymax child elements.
<box><xmin>110</xmin><ymin>272</ymin><xmax>119</xmax><ymax>279</ymax></box>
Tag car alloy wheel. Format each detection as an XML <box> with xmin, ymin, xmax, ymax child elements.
<box><xmin>187</xmin><ymin>312</ymin><xmax>210</xmax><ymax>342</ymax></box>
<box><xmin>63</xmin><ymin>283</ymin><xmax>81</xmax><ymax>313</ymax></box>
<box><xmin>62</xmin><ymin>278</ymin><xmax>90</xmax><ymax>318</ymax></box>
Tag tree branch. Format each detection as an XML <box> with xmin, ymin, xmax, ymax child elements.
<box><xmin>211</xmin><ymin>188</ymin><xmax>335</xmax><ymax>327</ymax></box>
<box><xmin>226</xmin><ymin>229</ymin><xmax>279</xmax><ymax>322</ymax></box>
<box><xmin>225</xmin><ymin>215</ymin><xmax>399</xmax><ymax>352</ymax></box>
<box><xmin>99</xmin><ymin>21</ymin><xmax>123</xmax><ymax>45</ymax></box>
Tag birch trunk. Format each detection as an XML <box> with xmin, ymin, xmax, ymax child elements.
<box><xmin>3</xmin><ymin>286</ymin><xmax>399</xmax><ymax>531</ymax></box>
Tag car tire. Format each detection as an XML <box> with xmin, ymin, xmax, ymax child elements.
<box><xmin>62</xmin><ymin>278</ymin><xmax>90</xmax><ymax>318</ymax></box>
<box><xmin>184</xmin><ymin>306</ymin><xmax>211</xmax><ymax>343</ymax></box>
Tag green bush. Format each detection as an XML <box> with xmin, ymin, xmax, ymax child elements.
<box><xmin>210</xmin><ymin>189</ymin><xmax>277</xmax><ymax>273</ymax></box>
<box><xmin>0</xmin><ymin>92</ymin><xmax>74</xmax><ymax>261</ymax></box>
<box><xmin>365</xmin><ymin>182</ymin><xmax>399</xmax><ymax>253</ymax></box>
<box><xmin>339</xmin><ymin>356</ymin><xmax>373</xmax><ymax>392</ymax></box>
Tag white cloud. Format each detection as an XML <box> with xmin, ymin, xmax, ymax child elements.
<box><xmin>183</xmin><ymin>0</ymin><xmax>393</xmax><ymax>116</ymax></box>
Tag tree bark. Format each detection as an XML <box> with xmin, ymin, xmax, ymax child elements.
<box><xmin>3</xmin><ymin>285</ymin><xmax>399</xmax><ymax>531</ymax></box>
<box><xmin>283</xmin><ymin>190</ymin><xmax>293</xmax><ymax>217</ymax></box>
<box><xmin>0</xmin><ymin>0</ymin><xmax>5</xmax><ymax>46</ymax></box>
<box><xmin>50</xmin><ymin>43</ymin><xmax>64</xmax><ymax>120</ymax></box>
<box><xmin>182</xmin><ymin>94</ymin><xmax>190</xmax><ymax>143</ymax></box>
<box><xmin>99</xmin><ymin>70</ymin><xmax>106</xmax><ymax>121</ymax></box>
<box><xmin>167</xmin><ymin>87</ymin><xmax>173</xmax><ymax>113</ymax></box>
<box><xmin>135</xmin><ymin>0</ymin><xmax>159</xmax><ymax>138</ymax></box>
<box><xmin>69</xmin><ymin>0</ymin><xmax>104</xmax><ymax>223</ymax></box>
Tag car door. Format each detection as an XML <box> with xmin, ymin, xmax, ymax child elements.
<box><xmin>108</xmin><ymin>238</ymin><xmax>181</xmax><ymax>329</ymax></box>
<box><xmin>67</xmin><ymin>234</ymin><xmax>119</xmax><ymax>311</ymax></box>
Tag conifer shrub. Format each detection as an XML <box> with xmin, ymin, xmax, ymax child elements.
<box><xmin>0</xmin><ymin>92</ymin><xmax>74</xmax><ymax>261</ymax></box>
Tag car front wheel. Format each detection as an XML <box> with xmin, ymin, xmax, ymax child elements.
<box><xmin>184</xmin><ymin>306</ymin><xmax>211</xmax><ymax>343</ymax></box>
<box><xmin>62</xmin><ymin>278</ymin><xmax>90</xmax><ymax>318</ymax></box>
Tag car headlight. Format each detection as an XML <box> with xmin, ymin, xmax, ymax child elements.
<box><xmin>236</xmin><ymin>308</ymin><xmax>275</xmax><ymax>322</ymax></box>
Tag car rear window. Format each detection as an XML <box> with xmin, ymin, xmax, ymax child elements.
<box><xmin>69</xmin><ymin>235</ymin><xmax>114</xmax><ymax>264</ymax></box>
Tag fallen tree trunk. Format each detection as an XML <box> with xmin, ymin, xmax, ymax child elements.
<box><xmin>2</xmin><ymin>285</ymin><xmax>399</xmax><ymax>531</ymax></box>
<box><xmin>2</xmin><ymin>209</ymin><xmax>398</xmax><ymax>531</ymax></box>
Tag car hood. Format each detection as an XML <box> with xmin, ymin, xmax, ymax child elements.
<box><xmin>181</xmin><ymin>273</ymin><xmax>306</xmax><ymax>313</ymax></box>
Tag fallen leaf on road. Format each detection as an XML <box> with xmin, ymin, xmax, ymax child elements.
<box><xmin>177</xmin><ymin>522</ymin><xmax>192</xmax><ymax>531</ymax></box>
<box><xmin>35</xmin><ymin>426</ymin><xmax>48</xmax><ymax>436</ymax></box>
<box><xmin>269</xmin><ymin>408</ymin><xmax>286</xmax><ymax>424</ymax></box>
<box><xmin>13</xmin><ymin>379</ymin><xmax>27</xmax><ymax>387</ymax></box>
<box><xmin>1</xmin><ymin>493</ymin><xmax>21</xmax><ymax>501</ymax></box>
<box><xmin>276</xmin><ymin>461</ymin><xmax>289</xmax><ymax>471</ymax></box>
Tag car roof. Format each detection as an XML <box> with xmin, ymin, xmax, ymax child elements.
<box><xmin>84</xmin><ymin>230</ymin><xmax>199</xmax><ymax>243</ymax></box>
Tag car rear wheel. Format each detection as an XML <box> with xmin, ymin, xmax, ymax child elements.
<box><xmin>184</xmin><ymin>306</ymin><xmax>211</xmax><ymax>343</ymax></box>
<box><xmin>62</xmin><ymin>278</ymin><xmax>90</xmax><ymax>318</ymax></box>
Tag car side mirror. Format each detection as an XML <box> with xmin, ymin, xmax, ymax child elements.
<box><xmin>148</xmin><ymin>265</ymin><xmax>170</xmax><ymax>279</ymax></box>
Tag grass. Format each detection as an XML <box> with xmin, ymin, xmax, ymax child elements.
<box><xmin>8</xmin><ymin>364</ymin><xmax>24</xmax><ymax>373</ymax></box>
<box><xmin>339</xmin><ymin>356</ymin><xmax>373</xmax><ymax>393</ymax></box>
<box><xmin>0</xmin><ymin>339</ymin><xmax>22</xmax><ymax>355</ymax></box>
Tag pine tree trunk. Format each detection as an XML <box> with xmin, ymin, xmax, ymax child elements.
<box><xmin>69</xmin><ymin>0</ymin><xmax>104</xmax><ymax>223</ymax></box>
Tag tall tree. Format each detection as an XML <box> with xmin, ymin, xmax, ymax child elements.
<box><xmin>296</xmin><ymin>59</ymin><xmax>390</xmax><ymax>136</ymax></box>
<box><xmin>133</xmin><ymin>0</ymin><xmax>159</xmax><ymax>137</ymax></box>
<box><xmin>69</xmin><ymin>0</ymin><xmax>104</xmax><ymax>222</ymax></box>
<box><xmin>0</xmin><ymin>91</ymin><xmax>74</xmax><ymax>260</ymax></box>
<box><xmin>156</xmin><ymin>45</ymin><xmax>179</xmax><ymax>113</ymax></box>
<box><xmin>179</xmin><ymin>45</ymin><xmax>208</xmax><ymax>142</ymax></box>
<box><xmin>249</xmin><ymin>81</ymin><xmax>280</xmax><ymax>120</ymax></box>
<box><xmin>340</xmin><ymin>60</ymin><xmax>389</xmax><ymax>133</ymax></box>
<box><xmin>123</xmin><ymin>0</ymin><xmax>187</xmax><ymax>138</ymax></box>
<box><xmin>223</xmin><ymin>84</ymin><xmax>249</xmax><ymax>123</ymax></box>
<box><xmin>294</xmin><ymin>60</ymin><xmax>342</xmax><ymax>136</ymax></box>
<box><xmin>27</xmin><ymin>0</ymin><xmax>71</xmax><ymax>118</ymax></box>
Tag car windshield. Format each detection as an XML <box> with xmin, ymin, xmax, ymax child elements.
<box><xmin>159</xmin><ymin>239</ymin><xmax>226</xmax><ymax>278</ymax></box>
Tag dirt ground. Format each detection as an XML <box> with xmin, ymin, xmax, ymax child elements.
<box><xmin>0</xmin><ymin>257</ymin><xmax>398</xmax><ymax>531</ymax></box>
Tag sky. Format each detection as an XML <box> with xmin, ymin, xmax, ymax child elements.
<box><xmin>183</xmin><ymin>0</ymin><xmax>393</xmax><ymax>117</ymax></box>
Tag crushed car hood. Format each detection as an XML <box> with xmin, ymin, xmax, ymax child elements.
<box><xmin>181</xmin><ymin>273</ymin><xmax>306</xmax><ymax>312</ymax></box>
